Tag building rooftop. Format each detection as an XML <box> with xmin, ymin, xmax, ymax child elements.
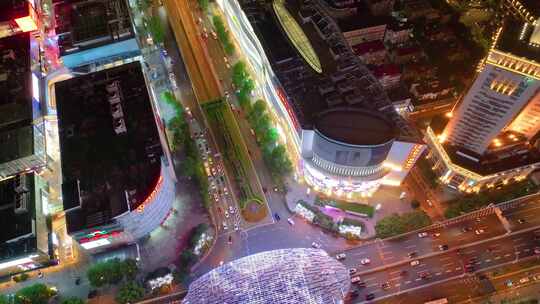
<box><xmin>241</xmin><ymin>0</ymin><xmax>419</xmax><ymax>142</ymax></box>
<box><xmin>183</xmin><ymin>248</ymin><xmax>350</xmax><ymax>304</ymax></box>
<box><xmin>0</xmin><ymin>0</ymin><xmax>30</xmax><ymax>23</ymax></box>
<box><xmin>315</xmin><ymin>108</ymin><xmax>395</xmax><ymax>145</ymax></box>
<box><xmin>56</xmin><ymin>62</ymin><xmax>163</xmax><ymax>234</ymax></box>
<box><xmin>54</xmin><ymin>0</ymin><xmax>134</xmax><ymax>56</ymax></box>
<box><xmin>496</xmin><ymin>18</ymin><xmax>540</xmax><ymax>64</ymax></box>
<box><xmin>0</xmin><ymin>33</ymin><xmax>33</xmax><ymax>129</ymax></box>
<box><xmin>0</xmin><ymin>173</ymin><xmax>37</xmax><ymax>261</ymax></box>
<box><xmin>352</xmin><ymin>40</ymin><xmax>386</xmax><ymax>55</ymax></box>
<box><xmin>430</xmin><ymin>115</ymin><xmax>540</xmax><ymax>176</ymax></box>
<box><xmin>337</xmin><ymin>8</ymin><xmax>394</xmax><ymax>32</ymax></box>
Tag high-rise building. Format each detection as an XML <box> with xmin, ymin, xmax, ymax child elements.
<box><xmin>425</xmin><ymin>12</ymin><xmax>540</xmax><ymax>192</ymax></box>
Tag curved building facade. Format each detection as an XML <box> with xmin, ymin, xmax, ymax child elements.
<box><xmin>183</xmin><ymin>248</ymin><xmax>350</xmax><ymax>304</ymax></box>
<box><xmin>218</xmin><ymin>0</ymin><xmax>424</xmax><ymax>199</ymax></box>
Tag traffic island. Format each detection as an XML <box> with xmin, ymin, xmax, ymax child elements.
<box><xmin>241</xmin><ymin>199</ymin><xmax>267</xmax><ymax>222</ymax></box>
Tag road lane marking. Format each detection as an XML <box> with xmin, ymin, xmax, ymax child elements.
<box><xmin>366</xmin><ymin>283</ymin><xmax>378</xmax><ymax>288</ymax></box>
<box><xmin>415</xmin><ymin>278</ymin><xmax>421</xmax><ymax>281</ymax></box>
<box><xmin>505</xmin><ymin>253</ymin><xmax>512</xmax><ymax>257</ymax></box>
<box><xmin>405</xmin><ymin>281</ymin><xmax>411</xmax><ymax>284</ymax></box>
<box><xmin>485</xmin><ymin>259</ymin><xmax>492</xmax><ymax>263</ymax></box>
<box><xmin>442</xmin><ymin>263</ymin><xmax>454</xmax><ymax>267</ymax></box>
<box><xmin>445</xmin><ymin>269</ymin><xmax>453</xmax><ymax>273</ymax></box>
<box><xmin>389</xmin><ymin>270</ymin><xmax>402</xmax><ymax>275</ymax></box>
<box><xmin>395</xmin><ymin>283</ymin><xmax>401</xmax><ymax>287</ymax></box>
<box><xmin>435</xmin><ymin>272</ymin><xmax>442</xmax><ymax>276</ymax></box>
<box><xmin>364</xmin><ymin>277</ymin><xmax>377</xmax><ymax>282</ymax></box>
<box><xmin>495</xmin><ymin>256</ymin><xmax>501</xmax><ymax>260</ymax></box>
<box><xmin>524</xmin><ymin>248</ymin><xmax>531</xmax><ymax>252</ymax></box>
<box><xmin>405</xmin><ymin>245</ymin><xmax>417</xmax><ymax>249</ymax></box>
<box><xmin>440</xmin><ymin>256</ymin><xmax>452</xmax><ymax>261</ymax></box>
<box><xmin>455</xmin><ymin>267</ymin><xmax>461</xmax><ymax>271</ymax></box>
<box><xmin>475</xmin><ymin>262</ymin><xmax>482</xmax><ymax>265</ymax></box>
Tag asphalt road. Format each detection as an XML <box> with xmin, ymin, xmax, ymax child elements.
<box><xmin>338</xmin><ymin>195</ymin><xmax>540</xmax><ymax>303</ymax></box>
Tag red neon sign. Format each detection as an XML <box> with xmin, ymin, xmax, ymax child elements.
<box><xmin>136</xmin><ymin>175</ymin><xmax>164</xmax><ymax>213</ymax></box>
<box><xmin>79</xmin><ymin>230</ymin><xmax>122</xmax><ymax>243</ymax></box>
<box><xmin>276</xmin><ymin>88</ymin><xmax>301</xmax><ymax>132</ymax></box>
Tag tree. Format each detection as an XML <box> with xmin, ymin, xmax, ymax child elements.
<box><xmin>121</xmin><ymin>259</ymin><xmax>139</xmax><ymax>280</ymax></box>
<box><xmin>86</xmin><ymin>259</ymin><xmax>128</xmax><ymax>287</ymax></box>
<box><xmin>0</xmin><ymin>295</ymin><xmax>13</xmax><ymax>304</ymax></box>
<box><xmin>375</xmin><ymin>211</ymin><xmax>432</xmax><ymax>238</ymax></box>
<box><xmin>179</xmin><ymin>250</ymin><xmax>197</xmax><ymax>268</ymax></box>
<box><xmin>115</xmin><ymin>282</ymin><xmax>145</xmax><ymax>304</ymax></box>
<box><xmin>270</xmin><ymin>145</ymin><xmax>292</xmax><ymax>175</ymax></box>
<box><xmin>146</xmin><ymin>16</ymin><xmax>164</xmax><ymax>45</ymax></box>
<box><xmin>197</xmin><ymin>0</ymin><xmax>209</xmax><ymax>11</ymax></box>
<box><xmin>15</xmin><ymin>284</ymin><xmax>54</xmax><ymax>304</ymax></box>
<box><xmin>61</xmin><ymin>297</ymin><xmax>85</xmax><ymax>304</ymax></box>
<box><xmin>253</xmin><ymin>114</ymin><xmax>271</xmax><ymax>135</ymax></box>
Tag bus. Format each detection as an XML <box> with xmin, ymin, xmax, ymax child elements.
<box><xmin>424</xmin><ymin>299</ymin><xmax>448</xmax><ymax>304</ymax></box>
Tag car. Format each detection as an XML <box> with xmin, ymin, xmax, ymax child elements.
<box><xmin>349</xmin><ymin>268</ymin><xmax>357</xmax><ymax>275</ymax></box>
<box><xmin>87</xmin><ymin>290</ymin><xmax>98</xmax><ymax>299</ymax></box>
<box><xmin>197</xmin><ymin>17</ymin><xmax>203</xmax><ymax>24</ymax></box>
<box><xmin>400</xmin><ymin>270</ymin><xmax>408</xmax><ymax>276</ymax></box>
<box><xmin>287</xmin><ymin>218</ymin><xmax>295</xmax><ymax>225</ymax></box>
<box><xmin>432</xmin><ymin>233</ymin><xmax>441</xmax><ymax>237</ymax></box>
<box><xmin>311</xmin><ymin>242</ymin><xmax>321</xmax><ymax>249</ymax></box>
<box><xmin>228</xmin><ymin>235</ymin><xmax>232</xmax><ymax>244</ymax></box>
<box><xmin>223</xmin><ymin>223</ymin><xmax>228</xmax><ymax>230</ymax></box>
<box><xmin>336</xmin><ymin>253</ymin><xmax>346</xmax><ymax>260</ymax></box>
<box><xmin>438</xmin><ymin>244</ymin><xmax>449</xmax><ymax>251</ymax></box>
<box><xmin>418</xmin><ymin>232</ymin><xmax>428</xmax><ymax>238</ymax></box>
<box><xmin>365</xmin><ymin>293</ymin><xmax>375</xmax><ymax>301</ymax></box>
<box><xmin>475</xmin><ymin>229</ymin><xmax>485</xmax><ymax>235</ymax></box>
<box><xmin>520</xmin><ymin>277</ymin><xmax>530</xmax><ymax>284</ymax></box>
<box><xmin>533</xmin><ymin>274</ymin><xmax>540</xmax><ymax>281</ymax></box>
<box><xmin>229</xmin><ymin>206</ymin><xmax>235</xmax><ymax>214</ymax></box>
<box><xmin>534</xmin><ymin>247</ymin><xmax>540</xmax><ymax>254</ymax></box>
<box><xmin>350</xmin><ymin>290</ymin><xmax>359</xmax><ymax>298</ymax></box>
<box><xmin>465</xmin><ymin>264</ymin><xmax>474</xmax><ymax>272</ymax></box>
<box><xmin>225</xmin><ymin>62</ymin><xmax>231</xmax><ymax>69</ymax></box>
<box><xmin>476</xmin><ymin>217</ymin><xmax>482</xmax><ymax>222</ymax></box>
<box><xmin>518</xmin><ymin>219</ymin><xmax>526</xmax><ymax>224</ymax></box>
<box><xmin>223</xmin><ymin>56</ymin><xmax>229</xmax><ymax>63</ymax></box>
<box><xmin>410</xmin><ymin>260</ymin><xmax>420</xmax><ymax>266</ymax></box>
<box><xmin>357</xmin><ymin>280</ymin><xmax>366</xmax><ymax>287</ymax></box>
<box><xmin>419</xmin><ymin>271</ymin><xmax>430</xmax><ymax>279</ymax></box>
<box><xmin>360</xmin><ymin>258</ymin><xmax>371</xmax><ymax>265</ymax></box>
<box><xmin>381</xmin><ymin>282</ymin><xmax>391</xmax><ymax>290</ymax></box>
<box><xmin>274</xmin><ymin>213</ymin><xmax>281</xmax><ymax>221</ymax></box>
<box><xmin>351</xmin><ymin>276</ymin><xmax>362</xmax><ymax>283</ymax></box>
<box><xmin>211</xmin><ymin>31</ymin><xmax>217</xmax><ymax>39</ymax></box>
<box><xmin>224</xmin><ymin>211</ymin><xmax>229</xmax><ymax>218</ymax></box>
<box><xmin>462</xmin><ymin>227</ymin><xmax>473</xmax><ymax>232</ymax></box>
<box><xmin>234</xmin><ymin>224</ymin><xmax>239</xmax><ymax>231</ymax></box>
<box><xmin>407</xmin><ymin>251</ymin><xmax>417</xmax><ymax>258</ymax></box>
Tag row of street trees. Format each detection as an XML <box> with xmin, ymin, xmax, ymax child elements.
<box><xmin>232</xmin><ymin>61</ymin><xmax>292</xmax><ymax>183</ymax></box>
<box><xmin>212</xmin><ymin>15</ymin><xmax>235</xmax><ymax>55</ymax></box>
<box><xmin>86</xmin><ymin>258</ymin><xmax>144</xmax><ymax>304</ymax></box>
<box><xmin>375</xmin><ymin>211</ymin><xmax>432</xmax><ymax>239</ymax></box>
<box><xmin>162</xmin><ymin>91</ymin><xmax>211</xmax><ymax>209</ymax></box>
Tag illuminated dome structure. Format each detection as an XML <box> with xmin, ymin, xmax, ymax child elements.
<box><xmin>183</xmin><ymin>248</ymin><xmax>350</xmax><ymax>304</ymax></box>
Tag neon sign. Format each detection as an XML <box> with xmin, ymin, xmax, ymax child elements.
<box><xmin>79</xmin><ymin>230</ymin><xmax>122</xmax><ymax>244</ymax></box>
<box><xmin>136</xmin><ymin>175</ymin><xmax>164</xmax><ymax>213</ymax></box>
<box><xmin>276</xmin><ymin>88</ymin><xmax>301</xmax><ymax>132</ymax></box>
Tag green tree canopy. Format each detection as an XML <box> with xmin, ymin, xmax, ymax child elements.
<box><xmin>115</xmin><ymin>282</ymin><xmax>145</xmax><ymax>304</ymax></box>
<box><xmin>61</xmin><ymin>297</ymin><xmax>85</xmax><ymax>304</ymax></box>
<box><xmin>14</xmin><ymin>284</ymin><xmax>54</xmax><ymax>304</ymax></box>
<box><xmin>375</xmin><ymin>211</ymin><xmax>432</xmax><ymax>239</ymax></box>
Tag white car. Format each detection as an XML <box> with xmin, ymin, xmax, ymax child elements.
<box><xmin>335</xmin><ymin>253</ymin><xmax>346</xmax><ymax>260</ymax></box>
<box><xmin>410</xmin><ymin>260</ymin><xmax>420</xmax><ymax>266</ymax></box>
<box><xmin>229</xmin><ymin>206</ymin><xmax>235</xmax><ymax>214</ymax></box>
<box><xmin>349</xmin><ymin>268</ymin><xmax>357</xmax><ymax>275</ymax></box>
<box><xmin>234</xmin><ymin>224</ymin><xmax>239</xmax><ymax>231</ymax></box>
<box><xmin>360</xmin><ymin>258</ymin><xmax>371</xmax><ymax>265</ymax></box>
<box><xmin>224</xmin><ymin>211</ymin><xmax>229</xmax><ymax>218</ymax></box>
<box><xmin>520</xmin><ymin>277</ymin><xmax>530</xmax><ymax>284</ymax></box>
<box><xmin>351</xmin><ymin>276</ymin><xmax>362</xmax><ymax>283</ymax></box>
<box><xmin>475</xmin><ymin>229</ymin><xmax>485</xmax><ymax>235</ymax></box>
<box><xmin>311</xmin><ymin>242</ymin><xmax>321</xmax><ymax>249</ymax></box>
<box><xmin>223</xmin><ymin>223</ymin><xmax>228</xmax><ymax>230</ymax></box>
<box><xmin>287</xmin><ymin>218</ymin><xmax>295</xmax><ymax>225</ymax></box>
<box><xmin>418</xmin><ymin>232</ymin><xmax>428</xmax><ymax>238</ymax></box>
